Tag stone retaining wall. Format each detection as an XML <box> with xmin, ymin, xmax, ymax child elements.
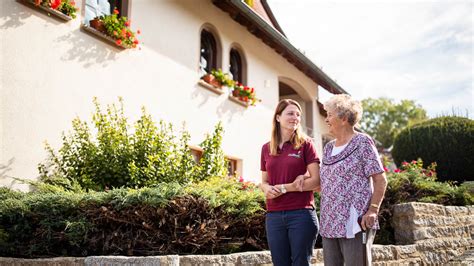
<box><xmin>388</xmin><ymin>202</ymin><xmax>473</xmax><ymax>264</ymax></box>
<box><xmin>1</xmin><ymin>203</ymin><xmax>472</xmax><ymax>265</ymax></box>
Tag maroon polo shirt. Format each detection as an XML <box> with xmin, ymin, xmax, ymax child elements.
<box><xmin>260</xmin><ymin>139</ymin><xmax>320</xmax><ymax>211</ymax></box>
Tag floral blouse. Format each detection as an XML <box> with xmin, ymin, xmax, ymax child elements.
<box><xmin>319</xmin><ymin>133</ymin><xmax>384</xmax><ymax>238</ymax></box>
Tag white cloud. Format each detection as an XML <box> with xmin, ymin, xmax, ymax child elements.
<box><xmin>269</xmin><ymin>0</ymin><xmax>473</xmax><ymax>118</ymax></box>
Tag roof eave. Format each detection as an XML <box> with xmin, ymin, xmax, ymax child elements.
<box><xmin>212</xmin><ymin>0</ymin><xmax>348</xmax><ymax>95</ymax></box>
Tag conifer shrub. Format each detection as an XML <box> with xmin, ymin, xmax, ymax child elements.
<box><xmin>0</xmin><ymin>177</ymin><xmax>266</xmax><ymax>258</ymax></box>
<box><xmin>392</xmin><ymin>116</ymin><xmax>474</xmax><ymax>183</ymax></box>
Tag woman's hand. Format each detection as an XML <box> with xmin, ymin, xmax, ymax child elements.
<box><xmin>360</xmin><ymin>209</ymin><xmax>378</xmax><ymax>230</ymax></box>
<box><xmin>292</xmin><ymin>175</ymin><xmax>306</xmax><ymax>192</ymax></box>
<box><xmin>261</xmin><ymin>184</ymin><xmax>282</xmax><ymax>199</ymax></box>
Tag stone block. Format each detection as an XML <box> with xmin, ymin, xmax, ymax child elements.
<box><xmin>235</xmin><ymin>251</ymin><xmax>273</xmax><ymax>265</ymax></box>
<box><xmin>395</xmin><ymin>244</ymin><xmax>420</xmax><ymax>259</ymax></box>
<box><xmin>84</xmin><ymin>255</ymin><xmax>178</xmax><ymax>266</ymax></box>
<box><xmin>0</xmin><ymin>257</ymin><xmax>85</xmax><ymax>266</ymax></box>
<box><xmin>409</xmin><ymin>226</ymin><xmax>471</xmax><ymax>242</ymax></box>
<box><xmin>445</xmin><ymin>206</ymin><xmax>470</xmax><ymax>217</ymax></box>
<box><xmin>372</xmin><ymin>245</ymin><xmax>397</xmax><ymax>261</ymax></box>
<box><xmin>410</xmin><ymin>202</ymin><xmax>447</xmax><ymax>216</ymax></box>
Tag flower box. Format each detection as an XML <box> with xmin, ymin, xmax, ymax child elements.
<box><xmin>228</xmin><ymin>95</ymin><xmax>250</xmax><ymax>107</ymax></box>
<box><xmin>19</xmin><ymin>0</ymin><xmax>77</xmax><ymax>21</ymax></box>
<box><xmin>89</xmin><ymin>18</ymin><xmax>106</xmax><ymax>33</ymax></box>
<box><xmin>82</xmin><ymin>9</ymin><xmax>140</xmax><ymax>49</ymax></box>
<box><xmin>201</xmin><ymin>73</ymin><xmax>222</xmax><ymax>88</ymax></box>
<box><xmin>198</xmin><ymin>69</ymin><xmax>261</xmax><ymax>107</ymax></box>
<box><xmin>197</xmin><ymin>79</ymin><xmax>224</xmax><ymax>95</ymax></box>
<box><xmin>230</xmin><ymin>83</ymin><xmax>261</xmax><ymax>107</ymax></box>
<box><xmin>81</xmin><ymin>24</ymin><xmax>129</xmax><ymax>49</ymax></box>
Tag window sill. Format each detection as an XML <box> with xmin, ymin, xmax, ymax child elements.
<box><xmin>19</xmin><ymin>0</ymin><xmax>74</xmax><ymax>21</ymax></box>
<box><xmin>228</xmin><ymin>95</ymin><xmax>250</xmax><ymax>108</ymax></box>
<box><xmin>198</xmin><ymin>80</ymin><xmax>224</xmax><ymax>95</ymax></box>
<box><xmin>81</xmin><ymin>24</ymin><xmax>130</xmax><ymax>49</ymax></box>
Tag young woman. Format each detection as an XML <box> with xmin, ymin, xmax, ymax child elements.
<box><xmin>260</xmin><ymin>99</ymin><xmax>321</xmax><ymax>266</ymax></box>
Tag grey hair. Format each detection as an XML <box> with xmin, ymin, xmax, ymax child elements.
<box><xmin>324</xmin><ymin>94</ymin><xmax>362</xmax><ymax>126</ymax></box>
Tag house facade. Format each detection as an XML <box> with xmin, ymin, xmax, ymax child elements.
<box><xmin>0</xmin><ymin>0</ymin><xmax>346</xmax><ymax>190</ymax></box>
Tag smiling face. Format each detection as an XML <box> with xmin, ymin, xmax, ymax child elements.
<box><xmin>277</xmin><ymin>104</ymin><xmax>301</xmax><ymax>133</ymax></box>
<box><xmin>325</xmin><ymin>109</ymin><xmax>347</xmax><ymax>135</ymax></box>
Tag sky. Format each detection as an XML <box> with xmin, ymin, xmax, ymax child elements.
<box><xmin>268</xmin><ymin>0</ymin><xmax>473</xmax><ymax>118</ymax></box>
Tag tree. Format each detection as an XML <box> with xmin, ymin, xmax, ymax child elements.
<box><xmin>360</xmin><ymin>97</ymin><xmax>427</xmax><ymax>148</ymax></box>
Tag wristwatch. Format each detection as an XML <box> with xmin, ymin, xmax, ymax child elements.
<box><xmin>280</xmin><ymin>184</ymin><xmax>287</xmax><ymax>194</ymax></box>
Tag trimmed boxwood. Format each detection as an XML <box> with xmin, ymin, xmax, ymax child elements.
<box><xmin>392</xmin><ymin>116</ymin><xmax>474</xmax><ymax>183</ymax></box>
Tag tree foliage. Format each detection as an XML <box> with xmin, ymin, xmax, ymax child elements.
<box><xmin>360</xmin><ymin>97</ymin><xmax>427</xmax><ymax>148</ymax></box>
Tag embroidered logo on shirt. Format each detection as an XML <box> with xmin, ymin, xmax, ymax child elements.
<box><xmin>288</xmin><ymin>151</ymin><xmax>302</xmax><ymax>158</ymax></box>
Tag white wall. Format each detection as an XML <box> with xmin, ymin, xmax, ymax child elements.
<box><xmin>0</xmin><ymin>0</ymin><xmax>326</xmax><ymax>190</ymax></box>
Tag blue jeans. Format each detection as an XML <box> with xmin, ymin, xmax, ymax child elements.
<box><xmin>265</xmin><ymin>208</ymin><xmax>319</xmax><ymax>266</ymax></box>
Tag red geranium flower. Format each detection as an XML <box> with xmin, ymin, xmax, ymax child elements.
<box><xmin>50</xmin><ymin>0</ymin><xmax>61</xmax><ymax>9</ymax></box>
<box><xmin>116</xmin><ymin>39</ymin><xmax>122</xmax><ymax>46</ymax></box>
<box><xmin>113</xmin><ymin>9</ymin><xmax>119</xmax><ymax>15</ymax></box>
<box><xmin>125</xmin><ymin>20</ymin><xmax>130</xmax><ymax>27</ymax></box>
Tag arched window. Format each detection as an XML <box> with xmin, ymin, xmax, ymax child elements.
<box><xmin>229</xmin><ymin>48</ymin><xmax>243</xmax><ymax>84</ymax></box>
<box><xmin>200</xmin><ymin>30</ymin><xmax>217</xmax><ymax>74</ymax></box>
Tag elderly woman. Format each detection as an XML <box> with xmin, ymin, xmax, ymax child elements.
<box><xmin>319</xmin><ymin>94</ymin><xmax>387</xmax><ymax>266</ymax></box>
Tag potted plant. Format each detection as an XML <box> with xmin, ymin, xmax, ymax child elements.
<box><xmin>201</xmin><ymin>72</ymin><xmax>221</xmax><ymax>88</ymax></box>
<box><xmin>231</xmin><ymin>82</ymin><xmax>261</xmax><ymax>106</ymax></box>
<box><xmin>33</xmin><ymin>0</ymin><xmax>78</xmax><ymax>19</ymax></box>
<box><xmin>89</xmin><ymin>16</ymin><xmax>106</xmax><ymax>33</ymax></box>
<box><xmin>211</xmin><ymin>69</ymin><xmax>235</xmax><ymax>88</ymax></box>
<box><xmin>201</xmin><ymin>69</ymin><xmax>235</xmax><ymax>88</ymax></box>
<box><xmin>88</xmin><ymin>9</ymin><xmax>140</xmax><ymax>48</ymax></box>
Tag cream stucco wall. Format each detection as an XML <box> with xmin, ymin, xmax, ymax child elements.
<box><xmin>0</xmin><ymin>0</ymin><xmax>328</xmax><ymax>190</ymax></box>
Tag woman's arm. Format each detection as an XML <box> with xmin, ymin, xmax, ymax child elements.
<box><xmin>281</xmin><ymin>162</ymin><xmax>321</xmax><ymax>193</ymax></box>
<box><xmin>360</xmin><ymin>172</ymin><xmax>387</xmax><ymax>230</ymax></box>
<box><xmin>260</xmin><ymin>171</ymin><xmax>282</xmax><ymax>199</ymax></box>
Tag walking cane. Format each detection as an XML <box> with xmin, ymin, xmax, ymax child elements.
<box><xmin>358</xmin><ymin>217</ymin><xmax>368</xmax><ymax>266</ymax></box>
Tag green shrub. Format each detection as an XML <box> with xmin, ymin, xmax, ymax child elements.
<box><xmin>197</xmin><ymin>123</ymin><xmax>228</xmax><ymax>181</ymax></box>
<box><xmin>392</xmin><ymin>116</ymin><xmax>474</xmax><ymax>183</ymax></box>
<box><xmin>0</xmin><ymin>187</ymin><xmax>24</xmax><ymax>201</ymax></box>
<box><xmin>186</xmin><ymin>176</ymin><xmax>264</xmax><ymax>216</ymax></box>
<box><xmin>38</xmin><ymin>98</ymin><xmax>227</xmax><ymax>191</ymax></box>
<box><xmin>0</xmin><ymin>179</ymin><xmax>266</xmax><ymax>257</ymax></box>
